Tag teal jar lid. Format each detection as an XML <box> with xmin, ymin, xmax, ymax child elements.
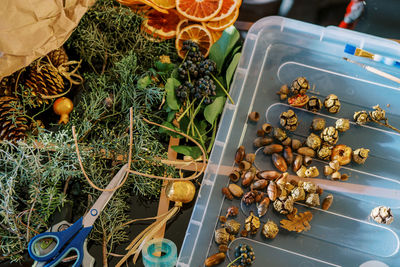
<box><xmin>142</xmin><ymin>238</ymin><xmax>177</xmax><ymax>267</ymax></box>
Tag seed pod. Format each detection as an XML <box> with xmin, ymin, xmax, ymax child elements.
<box><xmin>354</xmin><ymin>110</ymin><xmax>369</xmax><ymax>125</ymax></box>
<box><xmin>251</xmin><ymin>179</ymin><xmax>268</xmax><ymax>190</ymax></box>
<box><xmin>222</xmin><ymin>187</ymin><xmax>233</xmax><ymax>200</ymax></box>
<box><xmin>293</xmin><ymin>155</ymin><xmax>303</xmax><ymax>172</ymax></box>
<box><xmin>306</xmin><ymin>133</ymin><xmax>322</xmax><ymax>150</ymax></box>
<box><xmin>324</xmin><ymin>94</ymin><xmax>341</xmax><ymax>113</ymax></box>
<box><xmin>353</xmin><ymin>148</ymin><xmax>370</xmax><ymax>164</ymax></box>
<box><xmin>257</xmin><ymin>129</ymin><xmax>265</xmax><ymax>136</ymax></box>
<box><xmin>272</xmin><ymin>153</ymin><xmax>287</xmax><ymax>172</ymax></box>
<box><xmin>235</xmin><ymin>146</ymin><xmax>245</xmax><ymax>164</ymax></box>
<box><xmin>303</xmin><ymin>181</ymin><xmax>317</xmax><ymax>193</ymax></box>
<box><xmin>297</xmin><ymin>147</ymin><xmax>316</xmax><ymax>157</ymax></box>
<box><xmin>229</xmin><ymin>170</ymin><xmax>241</xmax><ymax>183</ymax></box>
<box><xmin>214</xmin><ymin>228</ymin><xmax>230</xmax><ymax>245</ymax></box>
<box><xmin>306</xmin><ymin>96</ymin><xmax>322</xmax><ymax>112</ymax></box>
<box><xmin>273</xmin><ymin>127</ymin><xmax>287</xmax><ymax>142</ymax></box>
<box><xmin>331</xmin><ymin>144</ymin><xmax>352</xmax><ymax>165</ymax></box>
<box><xmin>371</xmin><ymin>105</ymin><xmax>386</xmax><ymax>121</ymax></box>
<box><xmin>262</xmin><ymin>220</ymin><xmax>279</xmax><ymax>239</ymax></box>
<box><xmin>245</xmin><ymin>153</ymin><xmax>256</xmax><ymax>164</ymax></box>
<box><xmin>277</xmin><ymin>84</ymin><xmax>289</xmax><ymax>100</ymax></box>
<box><xmin>335</xmin><ymin>118</ymin><xmax>350</xmax><ymax>132</ymax></box>
<box><xmin>257</xmin><ymin>170</ymin><xmax>282</xmax><ymax>180</ymax></box>
<box><xmin>205</xmin><ymin>252</ymin><xmax>226</xmax><ymax>267</ymax></box>
<box><xmin>282</xmin><ymin>137</ymin><xmax>292</xmax><ymax>146</ymax></box>
<box><xmin>321</xmin><ymin>126</ymin><xmax>339</xmax><ymax>145</ymax></box>
<box><xmin>280</xmin><ymin>109</ymin><xmax>298</xmax><ymax>131</ymax></box>
<box><xmin>296</xmin><ymin>165</ymin><xmax>307</xmax><ymax>178</ymax></box>
<box><xmin>322</xmin><ymin>194</ymin><xmax>333</xmax><ymax>210</ymax></box>
<box><xmin>239</xmin><ymin>160</ymin><xmax>252</xmax><ymax>171</ymax></box>
<box><xmin>262</xmin><ymin>123</ymin><xmax>273</xmax><ymax>134</ymax></box>
<box><xmin>225</xmin><ymin>219</ymin><xmax>241</xmax><ymax>235</ymax></box>
<box><xmin>331</xmin><ymin>171</ymin><xmax>341</xmax><ymax>180</ymax></box>
<box><xmin>311</xmin><ymin>118</ymin><xmax>326</xmax><ymax>132</ymax></box>
<box><xmin>305</xmin><ymin>166</ymin><xmax>319</xmax><ymax>178</ymax></box>
<box><xmin>329</xmin><ymin>160</ymin><xmax>340</xmax><ymax>171</ymax></box>
<box><xmin>253</xmin><ymin>137</ymin><xmax>273</xmax><ymax>147</ymax></box>
<box><xmin>257</xmin><ymin>197</ymin><xmax>270</xmax><ymax>217</ymax></box>
<box><xmin>303</xmin><ymin>155</ymin><xmax>312</xmax><ymax>166</ymax></box>
<box><xmin>283</xmin><ymin>146</ymin><xmax>293</xmax><ymax>165</ymax></box>
<box><xmin>242</xmin><ymin>171</ymin><xmax>255</xmax><ymax>187</ymax></box>
<box><xmin>248</xmin><ymin>111</ymin><xmax>260</xmax><ymax>122</ymax></box>
<box><xmin>290</xmin><ymin>77</ymin><xmax>310</xmax><ymax>95</ymax></box>
<box><xmin>263</xmin><ymin>144</ymin><xmax>283</xmax><ymax>154</ymax></box>
<box><xmin>267</xmin><ymin>181</ymin><xmax>278</xmax><ymax>201</ymax></box>
<box><xmin>228</xmin><ymin>184</ymin><xmax>244</xmax><ymax>198</ymax></box>
<box><xmin>324</xmin><ymin>166</ymin><xmax>334</xmax><ymax>176</ymax></box>
<box><xmin>291</xmin><ymin>139</ymin><xmax>302</xmax><ymax>150</ymax></box>
<box><xmin>317</xmin><ymin>144</ymin><xmax>333</xmax><ymax>160</ymax></box>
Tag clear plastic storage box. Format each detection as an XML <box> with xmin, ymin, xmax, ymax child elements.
<box><xmin>177</xmin><ymin>16</ymin><xmax>400</xmax><ymax>267</ymax></box>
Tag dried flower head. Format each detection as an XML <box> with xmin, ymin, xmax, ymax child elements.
<box><xmin>353</xmin><ymin>111</ymin><xmax>369</xmax><ymax>125</ymax></box>
<box><xmin>370</xmin><ymin>105</ymin><xmax>386</xmax><ymax>121</ymax></box>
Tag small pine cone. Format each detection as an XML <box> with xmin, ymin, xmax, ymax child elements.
<box><xmin>354</xmin><ymin>111</ymin><xmax>369</xmax><ymax>125</ymax></box>
<box><xmin>24</xmin><ymin>65</ymin><xmax>65</xmax><ymax>106</ymax></box>
<box><xmin>370</xmin><ymin>105</ymin><xmax>386</xmax><ymax>121</ymax></box>
<box><xmin>0</xmin><ymin>96</ymin><xmax>29</xmax><ymax>142</ymax></box>
<box><xmin>290</xmin><ymin>77</ymin><xmax>310</xmax><ymax>95</ymax></box>
<box><xmin>47</xmin><ymin>47</ymin><xmax>69</xmax><ymax>68</ymax></box>
<box><xmin>0</xmin><ymin>74</ymin><xmax>17</xmax><ymax>96</ymax></box>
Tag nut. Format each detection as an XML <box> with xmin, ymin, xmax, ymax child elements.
<box><xmin>277</xmin><ymin>84</ymin><xmax>289</xmax><ymax>100</ymax></box>
<box><xmin>322</xmin><ymin>194</ymin><xmax>333</xmax><ymax>210</ymax></box>
<box><xmin>257</xmin><ymin>129</ymin><xmax>265</xmax><ymax>136</ymax></box>
<box><xmin>306</xmin><ymin>133</ymin><xmax>322</xmax><ymax>150</ymax></box>
<box><xmin>283</xmin><ymin>146</ymin><xmax>294</xmax><ymax>165</ymax></box>
<box><xmin>267</xmin><ymin>181</ymin><xmax>278</xmax><ymax>201</ymax></box>
<box><xmin>335</xmin><ymin>118</ymin><xmax>350</xmax><ymax>132</ymax></box>
<box><xmin>228</xmin><ymin>184</ymin><xmax>244</xmax><ymax>198</ymax></box>
<box><xmin>331</xmin><ymin>144</ymin><xmax>352</xmax><ymax>165</ymax></box>
<box><xmin>297</xmin><ymin>147</ymin><xmax>316</xmax><ymax>157</ymax></box>
<box><xmin>239</xmin><ymin>160</ymin><xmax>252</xmax><ymax>171</ymax></box>
<box><xmin>229</xmin><ymin>170</ymin><xmax>241</xmax><ymax>183</ymax></box>
<box><xmin>303</xmin><ymin>155</ymin><xmax>312</xmax><ymax>166</ymax></box>
<box><xmin>262</xmin><ymin>220</ymin><xmax>279</xmax><ymax>239</ymax></box>
<box><xmin>257</xmin><ymin>197</ymin><xmax>270</xmax><ymax>217</ymax></box>
<box><xmin>353</xmin><ymin>148</ymin><xmax>370</xmax><ymax>164</ymax></box>
<box><xmin>311</xmin><ymin>118</ymin><xmax>326</xmax><ymax>131</ymax></box>
<box><xmin>324</xmin><ymin>94</ymin><xmax>341</xmax><ymax>113</ymax></box>
<box><xmin>263</xmin><ymin>144</ymin><xmax>283</xmax><ymax>154</ymax></box>
<box><xmin>205</xmin><ymin>252</ymin><xmax>226</xmax><ymax>267</ymax></box>
<box><xmin>251</xmin><ymin>179</ymin><xmax>269</xmax><ymax>190</ymax></box>
<box><xmin>296</xmin><ymin>165</ymin><xmax>307</xmax><ymax>178</ymax></box>
<box><xmin>303</xmin><ymin>181</ymin><xmax>317</xmax><ymax>193</ymax></box>
<box><xmin>242</xmin><ymin>171</ymin><xmax>255</xmax><ymax>187</ymax></box>
<box><xmin>245</xmin><ymin>211</ymin><xmax>261</xmax><ymax>234</ymax></box>
<box><xmin>262</xmin><ymin>123</ymin><xmax>273</xmax><ymax>134</ymax></box>
<box><xmin>273</xmin><ymin>196</ymin><xmax>294</xmax><ymax>214</ymax></box>
<box><xmin>291</xmin><ymin>186</ymin><xmax>306</xmax><ymax>201</ymax></box>
<box><xmin>293</xmin><ymin>155</ymin><xmax>303</xmax><ymax>172</ymax></box>
<box><xmin>245</xmin><ymin>153</ymin><xmax>256</xmax><ymax>164</ymax></box>
<box><xmin>257</xmin><ymin>170</ymin><xmax>282</xmax><ymax>180</ymax></box>
<box><xmin>235</xmin><ymin>146</ymin><xmax>245</xmax><ymax>164</ymax></box>
<box><xmin>282</xmin><ymin>137</ymin><xmax>292</xmax><ymax>146</ymax></box>
<box><xmin>280</xmin><ymin>109</ymin><xmax>298</xmax><ymax>131</ymax></box>
<box><xmin>272</xmin><ymin>153</ymin><xmax>288</xmax><ymax>172</ymax></box>
<box><xmin>305</xmin><ymin>166</ymin><xmax>319</xmax><ymax>178</ymax></box>
<box><xmin>222</xmin><ymin>187</ymin><xmax>233</xmax><ymax>200</ymax></box>
<box><xmin>291</xmin><ymin>139</ymin><xmax>302</xmax><ymax>150</ymax></box>
<box><xmin>253</xmin><ymin>137</ymin><xmax>273</xmax><ymax>147</ymax></box>
<box><xmin>273</xmin><ymin>128</ymin><xmax>288</xmax><ymax>143</ymax></box>
<box><xmin>329</xmin><ymin>160</ymin><xmax>340</xmax><ymax>171</ymax></box>
<box><xmin>242</xmin><ymin>190</ymin><xmax>257</xmax><ymax>205</ymax></box>
<box><xmin>248</xmin><ymin>111</ymin><xmax>260</xmax><ymax>122</ymax></box>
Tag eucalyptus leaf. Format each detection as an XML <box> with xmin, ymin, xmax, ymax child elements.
<box><xmin>165</xmin><ymin>78</ymin><xmax>180</xmax><ymax>110</ymax></box>
<box><xmin>209</xmin><ymin>26</ymin><xmax>240</xmax><ymax>73</ymax></box>
<box><xmin>137</xmin><ymin>76</ymin><xmax>152</xmax><ymax>89</ymax></box>
<box><xmin>159</xmin><ymin>121</ymin><xmax>182</xmax><ymax>139</ymax></box>
<box><xmin>155</xmin><ymin>61</ymin><xmax>175</xmax><ymax>72</ymax></box>
<box><xmin>204</xmin><ymin>96</ymin><xmax>226</xmax><ymax>125</ymax></box>
<box><xmin>226</xmin><ymin>52</ymin><xmax>241</xmax><ymax>87</ymax></box>
<box><xmin>171</xmin><ymin>145</ymin><xmax>202</xmax><ymax>159</ymax></box>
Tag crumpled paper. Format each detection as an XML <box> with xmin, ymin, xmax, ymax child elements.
<box><xmin>0</xmin><ymin>0</ymin><xmax>96</xmax><ymax>79</ymax></box>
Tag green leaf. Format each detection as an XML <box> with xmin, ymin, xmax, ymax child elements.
<box><xmin>171</xmin><ymin>68</ymin><xmax>179</xmax><ymax>80</ymax></box>
<box><xmin>171</xmin><ymin>145</ymin><xmax>202</xmax><ymax>159</ymax></box>
<box><xmin>158</xmin><ymin>121</ymin><xmax>182</xmax><ymax>139</ymax></box>
<box><xmin>165</xmin><ymin>78</ymin><xmax>180</xmax><ymax>110</ymax></box>
<box><xmin>167</xmin><ymin>111</ymin><xmax>176</xmax><ymax>122</ymax></box>
<box><xmin>155</xmin><ymin>61</ymin><xmax>175</xmax><ymax>72</ymax></box>
<box><xmin>226</xmin><ymin>52</ymin><xmax>241</xmax><ymax>87</ymax></box>
<box><xmin>209</xmin><ymin>26</ymin><xmax>240</xmax><ymax>73</ymax></box>
<box><xmin>204</xmin><ymin>96</ymin><xmax>226</xmax><ymax>125</ymax></box>
<box><xmin>214</xmin><ymin>76</ymin><xmax>227</xmax><ymax>97</ymax></box>
<box><xmin>137</xmin><ymin>76</ymin><xmax>152</xmax><ymax>89</ymax></box>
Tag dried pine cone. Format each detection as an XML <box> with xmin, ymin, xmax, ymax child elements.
<box><xmin>320</xmin><ymin>126</ymin><xmax>339</xmax><ymax>145</ymax></box>
<box><xmin>290</xmin><ymin>77</ymin><xmax>310</xmax><ymax>95</ymax></box>
<box><xmin>0</xmin><ymin>74</ymin><xmax>17</xmax><ymax>96</ymax></box>
<box><xmin>317</xmin><ymin>143</ymin><xmax>333</xmax><ymax>160</ymax></box>
<box><xmin>370</xmin><ymin>105</ymin><xmax>386</xmax><ymax>121</ymax></box>
<box><xmin>354</xmin><ymin>111</ymin><xmax>369</xmax><ymax>125</ymax></box>
<box><xmin>370</xmin><ymin>206</ymin><xmax>394</xmax><ymax>225</ymax></box>
<box><xmin>335</xmin><ymin>118</ymin><xmax>350</xmax><ymax>132</ymax></box>
<box><xmin>0</xmin><ymin>96</ymin><xmax>29</xmax><ymax>141</ymax></box>
<box><xmin>305</xmin><ymin>96</ymin><xmax>322</xmax><ymax>112</ymax></box>
<box><xmin>47</xmin><ymin>46</ymin><xmax>69</xmax><ymax>68</ymax></box>
<box><xmin>273</xmin><ymin>196</ymin><xmax>294</xmax><ymax>214</ymax></box>
<box><xmin>280</xmin><ymin>109</ymin><xmax>298</xmax><ymax>131</ymax></box>
<box><xmin>324</xmin><ymin>94</ymin><xmax>341</xmax><ymax>113</ymax></box>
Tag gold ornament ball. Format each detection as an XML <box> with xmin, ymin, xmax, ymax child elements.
<box><xmin>53</xmin><ymin>97</ymin><xmax>73</xmax><ymax>124</ymax></box>
<box><xmin>165</xmin><ymin>180</ymin><xmax>196</xmax><ymax>204</ymax></box>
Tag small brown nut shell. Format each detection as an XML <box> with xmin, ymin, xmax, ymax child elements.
<box><xmin>205</xmin><ymin>252</ymin><xmax>226</xmax><ymax>267</ymax></box>
<box><xmin>267</xmin><ymin>181</ymin><xmax>278</xmax><ymax>201</ymax></box>
<box><xmin>251</xmin><ymin>179</ymin><xmax>269</xmax><ymax>190</ymax></box>
<box><xmin>305</xmin><ymin>166</ymin><xmax>319</xmax><ymax>178</ymax></box>
<box><xmin>253</xmin><ymin>137</ymin><xmax>274</xmax><ymax>147</ymax></box>
<box><xmin>263</xmin><ymin>144</ymin><xmax>283</xmax><ymax>154</ymax></box>
<box><xmin>283</xmin><ymin>146</ymin><xmax>294</xmax><ymax>165</ymax></box>
<box><xmin>239</xmin><ymin>160</ymin><xmax>252</xmax><ymax>171</ymax></box>
<box><xmin>303</xmin><ymin>155</ymin><xmax>312</xmax><ymax>166</ymax></box>
<box><xmin>262</xmin><ymin>123</ymin><xmax>273</xmax><ymax>134</ymax></box>
<box><xmin>235</xmin><ymin>146</ymin><xmax>245</xmax><ymax>164</ymax></box>
<box><xmin>291</xmin><ymin>139</ymin><xmax>302</xmax><ymax>150</ymax></box>
<box><xmin>322</xmin><ymin>194</ymin><xmax>333</xmax><ymax>210</ymax></box>
<box><xmin>228</xmin><ymin>184</ymin><xmax>244</xmax><ymax>198</ymax></box>
<box><xmin>324</xmin><ymin>166</ymin><xmax>334</xmax><ymax>176</ymax></box>
<box><xmin>257</xmin><ymin>170</ymin><xmax>282</xmax><ymax>180</ymax></box>
<box><xmin>297</xmin><ymin>147</ymin><xmax>316</xmax><ymax>157</ymax></box>
<box><xmin>272</xmin><ymin>153</ymin><xmax>288</xmax><ymax>172</ymax></box>
<box><xmin>222</xmin><ymin>187</ymin><xmax>233</xmax><ymax>200</ymax></box>
<box><xmin>282</xmin><ymin>137</ymin><xmax>292</xmax><ymax>146</ymax></box>
<box><xmin>329</xmin><ymin>160</ymin><xmax>340</xmax><ymax>171</ymax></box>
<box><xmin>242</xmin><ymin>171</ymin><xmax>256</xmax><ymax>187</ymax></box>
<box><xmin>229</xmin><ymin>170</ymin><xmax>241</xmax><ymax>182</ymax></box>
<box><xmin>331</xmin><ymin>171</ymin><xmax>341</xmax><ymax>180</ymax></box>
<box><xmin>257</xmin><ymin>129</ymin><xmax>265</xmax><ymax>136</ymax></box>
<box><xmin>248</xmin><ymin>111</ymin><xmax>260</xmax><ymax>122</ymax></box>
<box><xmin>245</xmin><ymin>153</ymin><xmax>256</xmax><ymax>164</ymax></box>
<box><xmin>293</xmin><ymin>155</ymin><xmax>303</xmax><ymax>172</ymax></box>
<box><xmin>296</xmin><ymin>165</ymin><xmax>307</xmax><ymax>178</ymax></box>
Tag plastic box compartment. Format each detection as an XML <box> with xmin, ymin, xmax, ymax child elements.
<box><xmin>177</xmin><ymin>16</ymin><xmax>400</xmax><ymax>267</ymax></box>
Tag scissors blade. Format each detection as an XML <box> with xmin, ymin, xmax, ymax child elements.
<box><xmin>82</xmin><ymin>163</ymin><xmax>128</xmax><ymax>227</ymax></box>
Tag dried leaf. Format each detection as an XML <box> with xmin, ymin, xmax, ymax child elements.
<box><xmin>280</xmin><ymin>209</ymin><xmax>313</xmax><ymax>233</ymax></box>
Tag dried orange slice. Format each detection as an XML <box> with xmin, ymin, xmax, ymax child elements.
<box><xmin>209</xmin><ymin>29</ymin><xmax>223</xmax><ymax>42</ymax></box>
<box><xmin>117</xmin><ymin>0</ymin><xmax>169</xmax><ymax>14</ymax></box>
<box><xmin>206</xmin><ymin>7</ymin><xmax>238</xmax><ymax>31</ymax></box>
<box><xmin>176</xmin><ymin>0</ymin><xmax>223</xmax><ymax>22</ymax></box>
<box><xmin>142</xmin><ymin>9</ymin><xmax>181</xmax><ymax>39</ymax></box>
<box><xmin>176</xmin><ymin>19</ymin><xmax>199</xmax><ymax>35</ymax></box>
<box><xmin>210</xmin><ymin>0</ymin><xmax>240</xmax><ymax>21</ymax></box>
<box><xmin>152</xmin><ymin>0</ymin><xmax>175</xmax><ymax>9</ymax></box>
<box><xmin>176</xmin><ymin>24</ymin><xmax>213</xmax><ymax>58</ymax></box>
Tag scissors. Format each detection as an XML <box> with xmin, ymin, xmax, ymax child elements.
<box><xmin>28</xmin><ymin>164</ymin><xmax>128</xmax><ymax>267</ymax></box>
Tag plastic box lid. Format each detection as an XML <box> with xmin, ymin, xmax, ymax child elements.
<box><xmin>177</xmin><ymin>16</ymin><xmax>400</xmax><ymax>267</ymax></box>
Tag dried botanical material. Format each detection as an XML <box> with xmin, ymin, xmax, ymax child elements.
<box><xmin>240</xmin><ymin>230</ymin><xmax>248</xmax><ymax>237</ymax></box>
<box><xmin>245</xmin><ymin>153</ymin><xmax>256</xmax><ymax>164</ymax></box>
<box><xmin>248</xmin><ymin>111</ymin><xmax>260</xmax><ymax>122</ymax></box>
<box><xmin>257</xmin><ymin>129</ymin><xmax>265</xmax><ymax>137</ymax></box>
<box><xmin>329</xmin><ymin>160</ymin><xmax>340</xmax><ymax>171</ymax></box>
<box><xmin>335</xmin><ymin>118</ymin><xmax>350</xmax><ymax>132</ymax></box>
<box><xmin>283</xmin><ymin>146</ymin><xmax>294</xmax><ymax>165</ymax></box>
<box><xmin>331</xmin><ymin>144</ymin><xmax>352</xmax><ymax>165</ymax></box>
<box><xmin>331</xmin><ymin>171</ymin><xmax>341</xmax><ymax>180</ymax></box>
<box><xmin>242</xmin><ymin>191</ymin><xmax>257</xmax><ymax>205</ymax></box>
<box><xmin>251</xmin><ymin>179</ymin><xmax>268</xmax><ymax>190</ymax></box>
<box><xmin>280</xmin><ymin>109</ymin><xmax>298</xmax><ymax>131</ymax></box>
<box><xmin>370</xmin><ymin>105</ymin><xmax>386</xmax><ymax>121</ymax></box>
<box><xmin>306</xmin><ymin>133</ymin><xmax>322</xmax><ymax>150</ymax></box>
<box><xmin>242</xmin><ymin>171</ymin><xmax>255</xmax><ymax>187</ymax></box>
<box><xmin>324</xmin><ymin>165</ymin><xmax>334</xmax><ymax>176</ymax></box>
<box><xmin>228</xmin><ymin>184</ymin><xmax>244</xmax><ymax>198</ymax></box>
<box><xmin>234</xmin><ymin>244</ymin><xmax>256</xmax><ymax>266</ymax></box>
<box><xmin>262</xmin><ymin>220</ymin><xmax>279</xmax><ymax>239</ymax></box>
<box><xmin>267</xmin><ymin>181</ymin><xmax>278</xmax><ymax>201</ymax></box>
<box><xmin>225</xmin><ymin>219</ymin><xmax>241</xmax><ymax>235</ymax></box>
<box><xmin>324</xmin><ymin>94</ymin><xmax>341</xmax><ymax>113</ymax></box>
<box><xmin>353</xmin><ymin>148</ymin><xmax>370</xmax><ymax>164</ymax></box>
<box><xmin>245</xmin><ymin>211</ymin><xmax>261</xmax><ymax>235</ymax></box>
<box><xmin>306</xmin><ymin>96</ymin><xmax>322</xmax><ymax>112</ymax></box>
<box><xmin>273</xmin><ymin>196</ymin><xmax>294</xmax><ymax>214</ymax></box>
<box><xmin>316</xmin><ymin>187</ymin><xmax>323</xmax><ymax>195</ymax></box>
<box><xmin>293</xmin><ymin>155</ymin><xmax>303</xmax><ymax>172</ymax></box>
<box><xmin>303</xmin><ymin>181</ymin><xmax>317</xmax><ymax>193</ymax></box>
<box><xmin>303</xmin><ymin>155</ymin><xmax>312</xmax><ymax>166</ymax></box>
<box><xmin>317</xmin><ymin>144</ymin><xmax>333</xmax><ymax>160</ymax></box>
<box><xmin>288</xmin><ymin>94</ymin><xmax>309</xmax><ymax>107</ymax></box>
<box><xmin>370</xmin><ymin>206</ymin><xmax>394</xmax><ymax>225</ymax></box>
<box><xmin>311</xmin><ymin>118</ymin><xmax>326</xmax><ymax>131</ymax></box>
<box><xmin>257</xmin><ymin>197</ymin><xmax>270</xmax><ymax>217</ymax></box>
<box><xmin>257</xmin><ymin>170</ymin><xmax>281</xmax><ymax>180</ymax></box>
<box><xmin>291</xmin><ymin>139</ymin><xmax>302</xmax><ymax>150</ymax></box>
<box><xmin>222</xmin><ymin>187</ymin><xmax>233</xmax><ymax>200</ymax></box>
<box><xmin>296</xmin><ymin>165</ymin><xmax>307</xmax><ymax>178</ymax></box>
<box><xmin>340</xmin><ymin>173</ymin><xmax>350</xmax><ymax>181</ymax></box>
<box><xmin>291</xmin><ymin>186</ymin><xmax>306</xmax><ymax>201</ymax></box>
<box><xmin>263</xmin><ymin>144</ymin><xmax>283</xmax><ymax>154</ymax></box>
<box><xmin>280</xmin><ymin>209</ymin><xmax>313</xmax><ymax>233</ymax></box>
<box><xmin>253</xmin><ymin>137</ymin><xmax>273</xmax><ymax>147</ymax></box>
<box><xmin>219</xmin><ymin>216</ymin><xmax>227</xmax><ymax>223</ymax></box>
<box><xmin>322</xmin><ymin>194</ymin><xmax>333</xmax><ymax>210</ymax></box>
<box><xmin>205</xmin><ymin>252</ymin><xmax>226</xmax><ymax>267</ymax></box>
<box><xmin>354</xmin><ymin>111</ymin><xmax>369</xmax><ymax>125</ymax></box>
<box><xmin>305</xmin><ymin>193</ymin><xmax>320</xmax><ymax>207</ymax></box>
<box><xmin>305</xmin><ymin>166</ymin><xmax>319</xmax><ymax>178</ymax></box>
<box><xmin>235</xmin><ymin>146</ymin><xmax>245</xmax><ymax>164</ymax></box>
<box><xmin>297</xmin><ymin>147</ymin><xmax>316</xmax><ymax>157</ymax></box>
<box><xmin>214</xmin><ymin>228</ymin><xmax>230</xmax><ymax>244</ymax></box>
<box><xmin>290</xmin><ymin>77</ymin><xmax>310</xmax><ymax>95</ymax></box>
<box><xmin>282</xmin><ymin>137</ymin><xmax>292</xmax><ymax>146</ymax></box>
<box><xmin>239</xmin><ymin>161</ymin><xmax>252</xmax><ymax>171</ymax></box>
<box><xmin>277</xmin><ymin>84</ymin><xmax>289</xmax><ymax>100</ymax></box>
<box><xmin>272</xmin><ymin>153</ymin><xmax>288</xmax><ymax>172</ymax></box>
<box><xmin>226</xmin><ymin>206</ymin><xmax>239</xmax><ymax>217</ymax></box>
<box><xmin>218</xmin><ymin>244</ymin><xmax>228</xmax><ymax>253</ymax></box>
<box><xmin>273</xmin><ymin>127</ymin><xmax>288</xmax><ymax>143</ymax></box>
<box><xmin>321</xmin><ymin>126</ymin><xmax>339</xmax><ymax>145</ymax></box>
<box><xmin>262</xmin><ymin>123</ymin><xmax>273</xmax><ymax>134</ymax></box>
<box><xmin>229</xmin><ymin>170</ymin><xmax>241</xmax><ymax>183</ymax></box>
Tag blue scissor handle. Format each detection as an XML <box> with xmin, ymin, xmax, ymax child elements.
<box><xmin>28</xmin><ymin>217</ymin><xmax>92</xmax><ymax>266</ymax></box>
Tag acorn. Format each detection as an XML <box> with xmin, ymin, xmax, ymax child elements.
<box><xmin>248</xmin><ymin>111</ymin><xmax>260</xmax><ymax>122</ymax></box>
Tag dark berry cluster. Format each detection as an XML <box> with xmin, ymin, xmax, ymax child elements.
<box><xmin>232</xmin><ymin>244</ymin><xmax>255</xmax><ymax>266</ymax></box>
<box><xmin>176</xmin><ymin>41</ymin><xmax>217</xmax><ymax>104</ymax></box>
